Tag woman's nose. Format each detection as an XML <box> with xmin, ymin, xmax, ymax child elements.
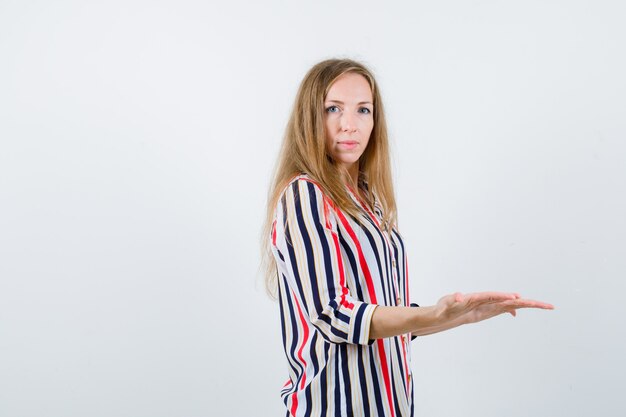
<box><xmin>340</xmin><ymin>113</ymin><xmax>357</xmax><ymax>132</ymax></box>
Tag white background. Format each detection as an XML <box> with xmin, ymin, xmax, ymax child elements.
<box><xmin>1</xmin><ymin>0</ymin><xmax>625</xmax><ymax>416</ymax></box>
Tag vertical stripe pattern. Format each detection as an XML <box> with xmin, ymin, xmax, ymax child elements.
<box><xmin>271</xmin><ymin>173</ymin><xmax>416</xmax><ymax>417</ymax></box>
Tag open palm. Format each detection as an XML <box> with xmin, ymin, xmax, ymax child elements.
<box><xmin>434</xmin><ymin>291</ymin><xmax>554</xmax><ymax>326</ymax></box>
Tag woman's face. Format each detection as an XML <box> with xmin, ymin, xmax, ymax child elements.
<box><xmin>324</xmin><ymin>72</ymin><xmax>374</xmax><ymax>174</ymax></box>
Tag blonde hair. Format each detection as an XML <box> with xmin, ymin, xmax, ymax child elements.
<box><xmin>260</xmin><ymin>58</ymin><xmax>397</xmax><ymax>298</ymax></box>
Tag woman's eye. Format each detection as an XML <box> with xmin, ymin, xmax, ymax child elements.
<box><xmin>326</xmin><ymin>105</ymin><xmax>340</xmax><ymax>113</ymax></box>
<box><xmin>359</xmin><ymin>107</ymin><xmax>372</xmax><ymax>114</ymax></box>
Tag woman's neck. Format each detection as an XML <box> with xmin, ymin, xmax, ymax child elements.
<box><xmin>347</xmin><ymin>164</ymin><xmax>359</xmax><ymax>186</ymax></box>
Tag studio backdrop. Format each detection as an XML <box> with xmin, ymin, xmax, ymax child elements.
<box><xmin>1</xmin><ymin>1</ymin><xmax>624</xmax><ymax>416</ymax></box>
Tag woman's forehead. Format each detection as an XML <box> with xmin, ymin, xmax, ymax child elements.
<box><xmin>326</xmin><ymin>73</ymin><xmax>373</xmax><ymax>103</ymax></box>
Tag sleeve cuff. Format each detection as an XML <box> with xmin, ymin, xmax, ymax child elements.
<box><xmin>410</xmin><ymin>302</ymin><xmax>420</xmax><ymax>341</ymax></box>
<box><xmin>350</xmin><ymin>302</ymin><xmax>378</xmax><ymax>346</ymax></box>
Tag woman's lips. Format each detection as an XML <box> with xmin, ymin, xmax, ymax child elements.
<box><xmin>338</xmin><ymin>141</ymin><xmax>358</xmax><ymax>149</ymax></box>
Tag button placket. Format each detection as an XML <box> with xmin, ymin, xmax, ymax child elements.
<box><xmin>348</xmin><ymin>184</ymin><xmax>402</xmax><ymax>307</ymax></box>
<box><xmin>386</xmin><ymin>230</ymin><xmax>401</xmax><ymax>306</ymax></box>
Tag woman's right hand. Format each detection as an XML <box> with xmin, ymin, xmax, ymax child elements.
<box><xmin>433</xmin><ymin>291</ymin><xmax>554</xmax><ymax>327</ymax></box>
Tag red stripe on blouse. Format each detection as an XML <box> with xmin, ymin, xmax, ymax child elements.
<box><xmin>335</xmin><ymin>208</ymin><xmax>396</xmax><ymax>417</ymax></box>
<box><xmin>290</xmin><ymin>289</ymin><xmax>310</xmax><ymax>416</ymax></box>
<box><xmin>272</xmin><ymin>220</ymin><xmax>277</xmax><ymax>246</ymax></box>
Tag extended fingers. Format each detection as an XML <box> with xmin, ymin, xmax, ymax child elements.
<box><xmin>466</xmin><ymin>291</ymin><xmax>518</xmax><ymax>304</ymax></box>
<box><xmin>505</xmin><ymin>298</ymin><xmax>554</xmax><ymax>310</ymax></box>
<box><xmin>466</xmin><ymin>292</ymin><xmax>553</xmax><ymax>309</ymax></box>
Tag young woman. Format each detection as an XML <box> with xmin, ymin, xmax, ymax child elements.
<box><xmin>261</xmin><ymin>58</ymin><xmax>553</xmax><ymax>417</ymax></box>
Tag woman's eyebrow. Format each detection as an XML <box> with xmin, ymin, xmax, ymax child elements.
<box><xmin>325</xmin><ymin>99</ymin><xmax>373</xmax><ymax>106</ymax></box>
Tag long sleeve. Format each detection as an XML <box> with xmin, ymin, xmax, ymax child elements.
<box><xmin>272</xmin><ymin>178</ymin><xmax>377</xmax><ymax>345</ymax></box>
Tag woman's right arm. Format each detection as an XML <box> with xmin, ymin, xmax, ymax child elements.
<box><xmin>369</xmin><ymin>292</ymin><xmax>554</xmax><ymax>340</ymax></box>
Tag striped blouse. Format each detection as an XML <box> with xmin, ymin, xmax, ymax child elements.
<box><xmin>270</xmin><ymin>173</ymin><xmax>417</xmax><ymax>417</ymax></box>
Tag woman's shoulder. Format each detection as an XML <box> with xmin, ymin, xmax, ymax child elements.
<box><xmin>282</xmin><ymin>172</ymin><xmax>325</xmax><ymax>194</ymax></box>
<box><xmin>276</xmin><ymin>172</ymin><xmax>336</xmax><ymax>225</ymax></box>
<box><xmin>275</xmin><ymin>173</ymin><xmax>328</xmax><ymax>209</ymax></box>
<box><xmin>289</xmin><ymin>171</ymin><xmax>317</xmax><ymax>185</ymax></box>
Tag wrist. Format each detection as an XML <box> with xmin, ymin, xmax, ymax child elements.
<box><xmin>409</xmin><ymin>305</ymin><xmax>441</xmax><ymax>330</ymax></box>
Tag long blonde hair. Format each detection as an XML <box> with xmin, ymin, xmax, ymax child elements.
<box><xmin>260</xmin><ymin>58</ymin><xmax>397</xmax><ymax>298</ymax></box>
